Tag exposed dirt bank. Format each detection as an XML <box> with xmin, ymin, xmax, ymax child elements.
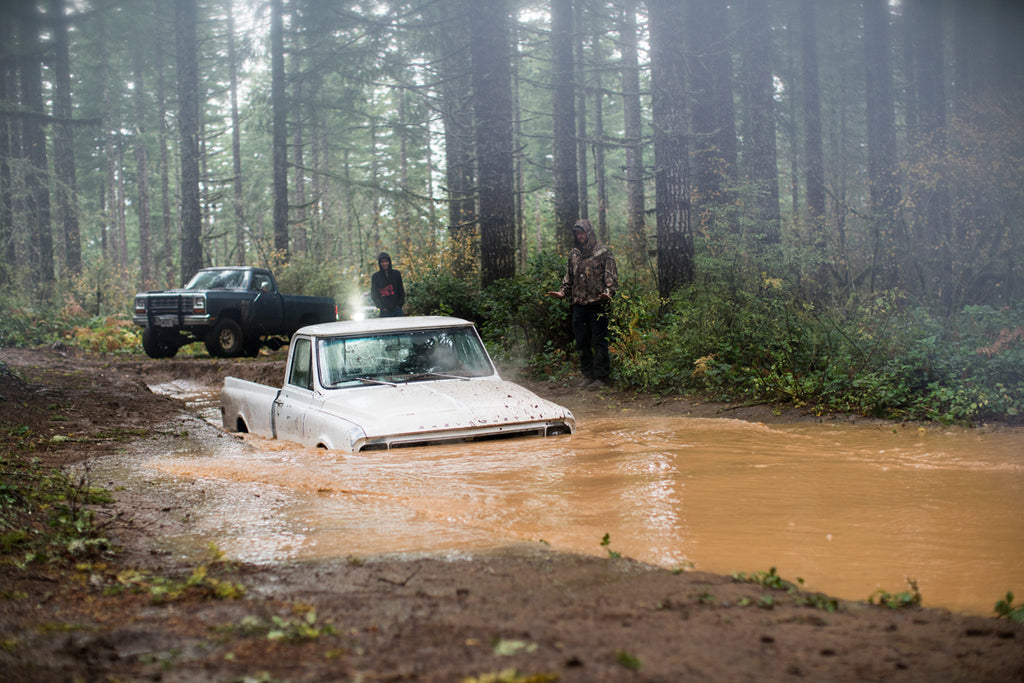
<box><xmin>1</xmin><ymin>345</ymin><xmax>1021</xmax><ymax>682</ymax></box>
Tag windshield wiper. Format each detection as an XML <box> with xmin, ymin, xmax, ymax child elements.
<box><xmin>402</xmin><ymin>372</ymin><xmax>471</xmax><ymax>382</ymax></box>
<box><xmin>355</xmin><ymin>377</ymin><xmax>397</xmax><ymax>386</ymax></box>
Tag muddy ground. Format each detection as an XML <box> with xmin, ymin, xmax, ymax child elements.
<box><xmin>0</xmin><ymin>345</ymin><xmax>1021</xmax><ymax>682</ymax></box>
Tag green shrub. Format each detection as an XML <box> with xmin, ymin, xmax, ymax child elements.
<box><xmin>405</xmin><ymin>266</ymin><xmax>481</xmax><ymax>321</ymax></box>
<box><xmin>0</xmin><ymin>298</ymin><xmax>92</xmax><ymax>348</ymax></box>
<box><xmin>622</xmin><ymin>280</ymin><xmax>1023</xmax><ymax>423</ymax></box>
<box><xmin>1</xmin><ymin>244</ymin><xmax>1019</xmax><ymax>423</ymax></box>
<box><xmin>275</xmin><ymin>258</ymin><xmax>346</xmax><ymax>299</ymax></box>
<box><xmin>478</xmin><ymin>251</ymin><xmax>573</xmax><ymax>360</ymax></box>
<box><xmin>608</xmin><ymin>283</ymin><xmax>676</xmax><ymax>390</ymax></box>
<box><xmin>67</xmin><ymin>315</ymin><xmax>141</xmax><ymax>353</ymax></box>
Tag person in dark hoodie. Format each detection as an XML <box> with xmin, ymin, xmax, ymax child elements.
<box><xmin>370</xmin><ymin>252</ymin><xmax>405</xmax><ymax>317</ymax></box>
<box><xmin>546</xmin><ymin>219</ymin><xmax>618</xmax><ymax>389</ymax></box>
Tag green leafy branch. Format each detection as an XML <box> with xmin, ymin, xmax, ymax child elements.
<box><xmin>731</xmin><ymin>566</ymin><xmax>803</xmax><ymax>592</ymax></box>
<box><xmin>995</xmin><ymin>591</ymin><xmax>1024</xmax><ymax>623</ymax></box>
<box><xmin>870</xmin><ymin>578</ymin><xmax>922</xmax><ymax>609</ymax></box>
<box><xmin>600</xmin><ymin>533</ymin><xmax>621</xmax><ymax>559</ymax></box>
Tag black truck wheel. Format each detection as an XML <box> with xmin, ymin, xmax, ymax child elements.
<box><xmin>141</xmin><ymin>326</ymin><xmax>179</xmax><ymax>359</ymax></box>
<box><xmin>242</xmin><ymin>336</ymin><xmax>262</xmax><ymax>358</ymax></box>
<box><xmin>205</xmin><ymin>318</ymin><xmax>244</xmax><ymax>357</ymax></box>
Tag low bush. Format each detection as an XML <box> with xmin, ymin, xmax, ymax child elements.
<box><xmin>602</xmin><ymin>280</ymin><xmax>1022</xmax><ymax>424</ymax></box>
<box><xmin>477</xmin><ymin>251</ymin><xmax>573</xmax><ymax>361</ymax></box>
<box><xmin>1</xmin><ymin>247</ymin><xmax>1019</xmax><ymax>424</ymax></box>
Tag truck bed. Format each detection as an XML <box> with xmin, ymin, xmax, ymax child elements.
<box><xmin>220</xmin><ymin>376</ymin><xmax>280</xmax><ymax>438</ymax></box>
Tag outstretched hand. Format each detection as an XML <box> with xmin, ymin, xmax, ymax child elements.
<box><xmin>546</xmin><ymin>291</ymin><xmax>565</xmax><ymax>299</ymax></box>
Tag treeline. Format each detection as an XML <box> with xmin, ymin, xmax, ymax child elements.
<box><xmin>0</xmin><ymin>0</ymin><xmax>1022</xmax><ymax>422</ymax></box>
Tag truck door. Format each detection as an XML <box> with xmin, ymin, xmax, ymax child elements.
<box><xmin>273</xmin><ymin>337</ymin><xmax>312</xmax><ymax>443</ymax></box>
<box><xmin>249</xmin><ymin>271</ymin><xmax>285</xmax><ymax>334</ymax></box>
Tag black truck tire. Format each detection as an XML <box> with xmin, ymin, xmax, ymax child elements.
<box><xmin>242</xmin><ymin>336</ymin><xmax>262</xmax><ymax>358</ymax></box>
<box><xmin>205</xmin><ymin>318</ymin><xmax>244</xmax><ymax>358</ymax></box>
<box><xmin>141</xmin><ymin>326</ymin><xmax>179</xmax><ymax>359</ymax></box>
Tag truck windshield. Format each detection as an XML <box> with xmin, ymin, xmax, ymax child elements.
<box><xmin>318</xmin><ymin>327</ymin><xmax>496</xmax><ymax>388</ymax></box>
<box><xmin>185</xmin><ymin>269</ymin><xmax>248</xmax><ymax>290</ymax></box>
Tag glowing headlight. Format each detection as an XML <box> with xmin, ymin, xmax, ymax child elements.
<box><xmin>348</xmin><ymin>294</ymin><xmax>366</xmax><ymax>320</ymax></box>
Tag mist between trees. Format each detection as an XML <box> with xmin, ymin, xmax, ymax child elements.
<box><xmin>1</xmin><ymin>0</ymin><xmax>1021</xmax><ymax>423</ymax></box>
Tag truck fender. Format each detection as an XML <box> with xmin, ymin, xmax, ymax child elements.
<box><xmin>304</xmin><ymin>409</ymin><xmax>365</xmax><ymax>452</ymax></box>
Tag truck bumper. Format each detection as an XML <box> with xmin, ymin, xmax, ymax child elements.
<box><xmin>133</xmin><ymin>314</ymin><xmax>213</xmax><ymax>329</ymax></box>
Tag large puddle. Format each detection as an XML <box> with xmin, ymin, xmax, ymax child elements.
<box><xmin>89</xmin><ymin>380</ymin><xmax>1024</xmax><ymax>616</ymax></box>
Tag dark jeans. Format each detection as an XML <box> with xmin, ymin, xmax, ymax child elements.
<box><xmin>571</xmin><ymin>302</ymin><xmax>610</xmax><ymax>381</ymax></box>
<box><xmin>379</xmin><ymin>306</ymin><xmax>404</xmax><ymax>317</ymax></box>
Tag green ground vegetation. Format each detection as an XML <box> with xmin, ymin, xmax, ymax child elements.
<box><xmin>1</xmin><ymin>251</ymin><xmax>1021</xmax><ymax>425</ymax></box>
<box><xmin>410</xmin><ymin>249</ymin><xmax>1023</xmax><ymax>425</ymax></box>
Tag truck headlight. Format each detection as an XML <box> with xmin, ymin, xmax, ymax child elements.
<box><xmin>134</xmin><ymin>297</ymin><xmax>146</xmax><ymax>314</ymax></box>
<box><xmin>193</xmin><ymin>296</ymin><xmax>206</xmax><ymax>313</ymax></box>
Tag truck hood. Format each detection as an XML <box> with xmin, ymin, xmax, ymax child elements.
<box><xmin>320</xmin><ymin>378</ymin><xmax>571</xmax><ymax>437</ymax></box>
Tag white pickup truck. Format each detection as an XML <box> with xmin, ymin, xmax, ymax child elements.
<box><xmin>220</xmin><ymin>316</ymin><xmax>575</xmax><ymax>452</ymax></box>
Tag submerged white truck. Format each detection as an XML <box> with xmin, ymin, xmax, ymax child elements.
<box><xmin>220</xmin><ymin>316</ymin><xmax>575</xmax><ymax>452</ymax></box>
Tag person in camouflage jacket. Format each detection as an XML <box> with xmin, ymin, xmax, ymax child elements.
<box><xmin>546</xmin><ymin>219</ymin><xmax>618</xmax><ymax>389</ymax></box>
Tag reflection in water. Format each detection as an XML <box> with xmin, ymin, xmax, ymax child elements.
<box><xmin>93</xmin><ymin>386</ymin><xmax>1024</xmax><ymax>616</ymax></box>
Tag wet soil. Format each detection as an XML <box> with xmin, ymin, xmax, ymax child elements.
<box><xmin>1</xmin><ymin>345</ymin><xmax>1022</xmax><ymax>682</ymax></box>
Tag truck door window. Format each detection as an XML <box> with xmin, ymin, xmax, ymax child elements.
<box><xmin>287</xmin><ymin>338</ymin><xmax>313</xmax><ymax>390</ymax></box>
<box><xmin>252</xmin><ymin>273</ymin><xmax>272</xmax><ymax>292</ymax></box>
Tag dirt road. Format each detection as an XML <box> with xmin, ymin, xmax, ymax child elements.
<box><xmin>1</xmin><ymin>345</ymin><xmax>1021</xmax><ymax>681</ymax></box>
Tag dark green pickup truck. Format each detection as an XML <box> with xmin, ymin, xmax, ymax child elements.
<box><xmin>132</xmin><ymin>266</ymin><xmax>337</xmax><ymax>358</ymax></box>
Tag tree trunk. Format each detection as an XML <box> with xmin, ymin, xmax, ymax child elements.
<box><xmin>175</xmin><ymin>0</ymin><xmax>203</xmax><ymax>281</ymax></box>
<box><xmin>154</xmin><ymin>0</ymin><xmax>174</xmax><ymax>287</ymax></box>
<box><xmin>131</xmin><ymin>42</ymin><xmax>153</xmax><ymax>288</ymax></box>
<box><xmin>368</xmin><ymin>117</ymin><xmax>381</xmax><ymax>252</ymax></box>
<box><xmin>783</xmin><ymin>12</ymin><xmax>800</xmax><ymax>229</ymax></box>
<box><xmin>270</xmin><ymin>0</ymin><xmax>289</xmax><ymax>260</ymax></box>
<box><xmin>438</xmin><ymin>0</ymin><xmax>476</xmax><ymax>278</ymax></box>
<box><xmin>514</xmin><ymin>38</ymin><xmax>527</xmax><ymax>269</ymax></box>
<box><xmin>116</xmin><ymin>135</ymin><xmax>128</xmax><ymax>270</ymax></box>
<box><xmin>396</xmin><ymin>86</ymin><xmax>411</xmax><ymax>242</ymax></box>
<box><xmin>621</xmin><ymin>0</ymin><xmax>646</xmax><ymax>271</ymax></box>
<box><xmin>290</xmin><ymin>2</ymin><xmax>307</xmax><ymax>257</ymax></box>
<box><xmin>19</xmin><ymin>2</ymin><xmax>55</xmax><ymax>296</ymax></box>
<box><xmin>863</xmin><ymin>0</ymin><xmax>904</xmax><ymax>291</ymax></box>
<box><xmin>469</xmin><ymin>0</ymin><xmax>516</xmax><ymax>286</ymax></box>
<box><xmin>310</xmin><ymin>91</ymin><xmax>327</xmax><ymax>257</ymax></box>
<box><xmin>648</xmin><ymin>0</ymin><xmax>693</xmax><ymax>298</ymax></box>
<box><xmin>226</xmin><ymin>0</ymin><xmax>245</xmax><ymax>265</ymax></box>
<box><xmin>904</xmin><ymin>0</ymin><xmax>951</xmax><ymax>303</ymax></box>
<box><xmin>50</xmin><ymin>0</ymin><xmax>82</xmax><ymax>277</ymax></box>
<box><xmin>992</xmin><ymin>0</ymin><xmax>1024</xmax><ymax>93</ymax></box>
<box><xmin>551</xmin><ymin>0</ymin><xmax>579</xmax><ymax>249</ymax></box>
<box><xmin>574</xmin><ymin>0</ymin><xmax>588</xmax><ymax>222</ymax></box>
<box><xmin>0</xmin><ymin>8</ymin><xmax>13</xmax><ymax>282</ymax></box>
<box><xmin>686</xmin><ymin>0</ymin><xmax>736</xmax><ymax>229</ymax></box>
<box><xmin>709</xmin><ymin>3</ymin><xmax>738</xmax><ymax>188</ymax></box>
<box><xmin>740</xmin><ymin>0</ymin><xmax>780</xmax><ymax>246</ymax></box>
<box><xmin>800</xmin><ymin>0</ymin><xmax>825</xmax><ymax>233</ymax></box>
<box><xmin>590</xmin><ymin>3</ymin><xmax>608</xmax><ymax>243</ymax></box>
<box><xmin>908</xmin><ymin>1</ymin><xmax>945</xmax><ymax>139</ymax></box>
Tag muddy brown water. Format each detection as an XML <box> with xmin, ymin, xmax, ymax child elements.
<box><xmin>90</xmin><ymin>380</ymin><xmax>1024</xmax><ymax>617</ymax></box>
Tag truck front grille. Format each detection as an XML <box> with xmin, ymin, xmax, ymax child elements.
<box><xmin>147</xmin><ymin>295</ymin><xmax>186</xmax><ymax>315</ymax></box>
